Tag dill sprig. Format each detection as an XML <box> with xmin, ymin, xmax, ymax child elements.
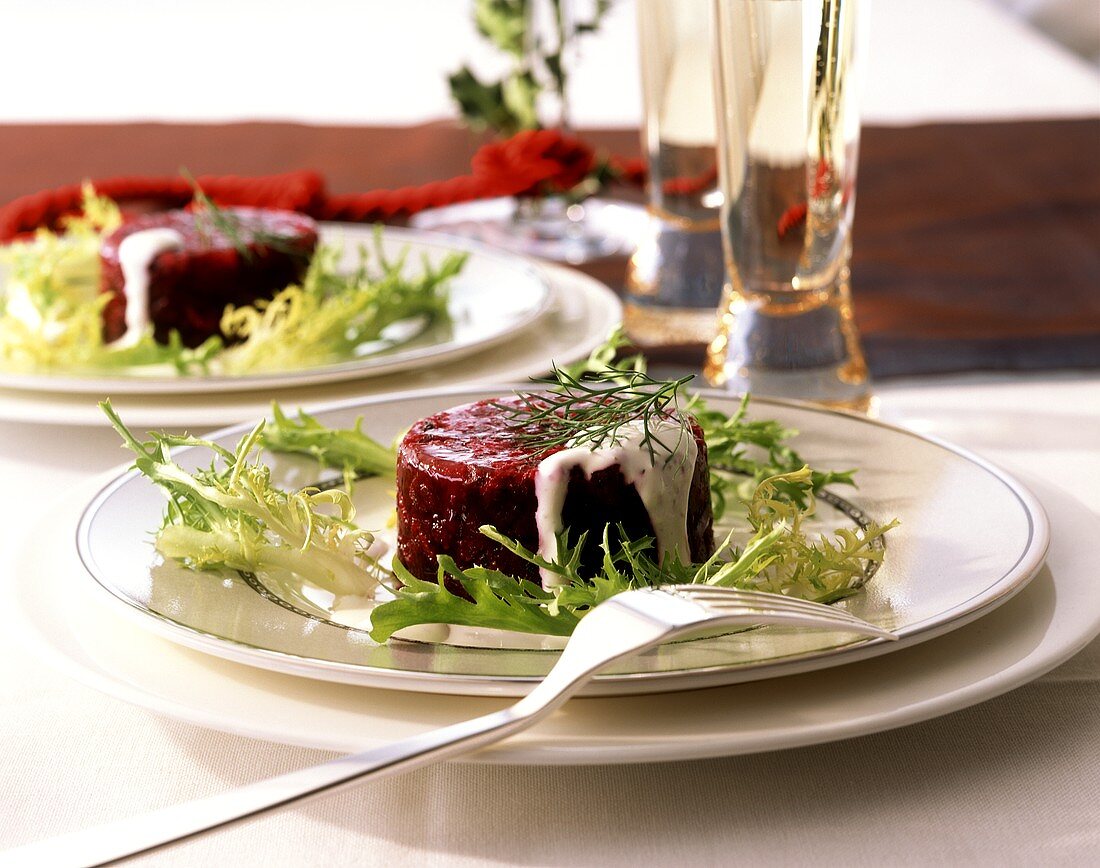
<box><xmin>181</xmin><ymin>169</ymin><xmax>305</xmax><ymax>262</ymax></box>
<box><xmin>499</xmin><ymin>365</ymin><xmax>694</xmax><ymax>462</ymax></box>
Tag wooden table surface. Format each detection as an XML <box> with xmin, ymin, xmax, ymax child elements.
<box><xmin>2</xmin><ymin>119</ymin><xmax>1097</xmax><ymax>376</ymax></box>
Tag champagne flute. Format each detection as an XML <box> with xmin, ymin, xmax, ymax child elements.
<box><xmin>706</xmin><ymin>0</ymin><xmax>872</xmax><ymax>411</ymax></box>
<box><xmin>625</xmin><ymin>0</ymin><xmax>726</xmax><ymax>347</ymax></box>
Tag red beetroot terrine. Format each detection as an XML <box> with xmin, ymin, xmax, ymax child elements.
<box><xmin>396</xmin><ymin>396</ymin><xmax>714</xmax><ymax>587</ymax></box>
<box><xmin>100</xmin><ymin>208</ymin><xmax>318</xmax><ymax>347</ymax></box>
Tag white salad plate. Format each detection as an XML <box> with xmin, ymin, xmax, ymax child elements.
<box><xmin>0</xmin><ymin>224</ymin><xmax>552</xmax><ymax>395</ymax></box>
<box><xmin>11</xmin><ymin>443</ymin><xmax>1094</xmax><ymax>764</ymax></box>
<box><xmin>0</xmin><ymin>261</ymin><xmax>620</xmax><ymax>427</ymax></box>
<box><xmin>71</xmin><ymin>389</ymin><xmax>1048</xmax><ymax>699</ymax></box>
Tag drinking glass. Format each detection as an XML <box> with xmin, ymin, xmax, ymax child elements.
<box><xmin>625</xmin><ymin>0</ymin><xmax>726</xmax><ymax>347</ymax></box>
<box><xmin>705</xmin><ymin>0</ymin><xmax>872</xmax><ymax>411</ymax></box>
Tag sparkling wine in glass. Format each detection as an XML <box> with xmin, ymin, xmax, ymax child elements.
<box><xmin>625</xmin><ymin>0</ymin><xmax>725</xmax><ymax>347</ymax></box>
<box><xmin>706</xmin><ymin>0</ymin><xmax>872</xmax><ymax>411</ymax></box>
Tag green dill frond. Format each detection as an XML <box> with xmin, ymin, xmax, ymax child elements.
<box><xmin>499</xmin><ymin>365</ymin><xmax>694</xmax><ymax>463</ymax></box>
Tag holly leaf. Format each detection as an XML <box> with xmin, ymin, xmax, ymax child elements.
<box><xmin>474</xmin><ymin>0</ymin><xmax>529</xmax><ymax>57</ymax></box>
<box><xmin>501</xmin><ymin>70</ymin><xmax>541</xmax><ymax>131</ymax></box>
<box><xmin>448</xmin><ymin>67</ymin><xmax>523</xmax><ymax>135</ymax></box>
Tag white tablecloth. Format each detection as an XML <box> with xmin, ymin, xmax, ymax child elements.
<box><xmin>2</xmin><ymin>372</ymin><xmax>1099</xmax><ymax>865</ymax></box>
<box><xmin>2</xmin><ymin>0</ymin><xmax>1100</xmax><ymax>864</ymax></box>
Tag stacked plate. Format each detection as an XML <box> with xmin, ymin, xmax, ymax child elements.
<box><xmin>12</xmin><ymin>385</ymin><xmax>1094</xmax><ymax>765</ymax></box>
<box><xmin>0</xmin><ymin>225</ymin><xmax>622</xmax><ymax>427</ymax></box>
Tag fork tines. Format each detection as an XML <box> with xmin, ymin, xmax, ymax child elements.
<box><xmin>661</xmin><ymin>584</ymin><xmax>898</xmax><ymax>640</ymax></box>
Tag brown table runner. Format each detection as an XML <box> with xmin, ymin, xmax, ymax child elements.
<box><xmin>1</xmin><ymin>119</ymin><xmax>1097</xmax><ymax>378</ymax></box>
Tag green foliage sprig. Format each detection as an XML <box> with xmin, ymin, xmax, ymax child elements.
<box><xmin>449</xmin><ymin>0</ymin><xmax>615</xmax><ymax>137</ymax></box>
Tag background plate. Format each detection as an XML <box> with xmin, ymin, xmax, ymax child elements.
<box><xmin>0</xmin><ymin>262</ymin><xmax>619</xmax><ymax>426</ymax></box>
<box><xmin>8</xmin><ymin>474</ymin><xmax>1090</xmax><ymax>763</ymax></box>
<box><xmin>0</xmin><ymin>225</ymin><xmax>551</xmax><ymax>394</ymax></box>
<box><xmin>75</xmin><ymin>391</ymin><xmax>1048</xmax><ymax>696</ymax></box>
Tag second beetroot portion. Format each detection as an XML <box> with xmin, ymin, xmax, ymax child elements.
<box><xmin>395</xmin><ymin>396</ymin><xmax>715</xmax><ymax>591</ymax></box>
<box><xmin>99</xmin><ymin>207</ymin><xmax>318</xmax><ymax>347</ymax></box>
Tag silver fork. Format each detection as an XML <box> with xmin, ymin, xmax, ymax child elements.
<box><xmin>5</xmin><ymin>586</ymin><xmax>895</xmax><ymax>867</ymax></box>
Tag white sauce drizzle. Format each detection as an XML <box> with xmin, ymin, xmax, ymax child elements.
<box><xmin>113</xmin><ymin>228</ymin><xmax>184</xmax><ymax>346</ymax></box>
<box><xmin>533</xmin><ymin>419</ymin><xmax>698</xmax><ymax>589</ymax></box>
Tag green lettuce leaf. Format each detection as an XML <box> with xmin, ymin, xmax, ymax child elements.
<box><xmin>0</xmin><ymin>187</ymin><xmax>210</xmax><ymax>373</ymax></box>
<box><xmin>369</xmin><ymin>468</ymin><xmax>895</xmax><ymax>641</ymax></box>
<box><xmin>260</xmin><ymin>403</ymin><xmax>398</xmax><ymax>481</ymax></box>
<box><xmin>369</xmin><ymin>557</ymin><xmax>574</xmax><ymax>643</ymax></box>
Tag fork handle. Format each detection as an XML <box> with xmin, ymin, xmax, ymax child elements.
<box><xmin>4</xmin><ymin>707</ymin><xmax>531</xmax><ymax>867</ymax></box>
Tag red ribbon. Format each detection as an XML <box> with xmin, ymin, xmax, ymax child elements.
<box><xmin>0</xmin><ymin>128</ymin><xmax>726</xmax><ymax>243</ymax></box>
<box><xmin>0</xmin><ymin>130</ymin><xmax>613</xmax><ymax>242</ymax></box>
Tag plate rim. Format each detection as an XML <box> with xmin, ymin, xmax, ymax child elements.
<box><xmin>73</xmin><ymin>387</ymin><xmax>1051</xmax><ymax>697</ymax></box>
<box><xmin>0</xmin><ymin>224</ymin><xmax>553</xmax><ymax>395</ymax></box>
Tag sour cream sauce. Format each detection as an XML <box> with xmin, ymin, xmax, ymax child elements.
<box><xmin>113</xmin><ymin>228</ymin><xmax>184</xmax><ymax>347</ymax></box>
<box><xmin>533</xmin><ymin>419</ymin><xmax>697</xmax><ymax>589</ymax></box>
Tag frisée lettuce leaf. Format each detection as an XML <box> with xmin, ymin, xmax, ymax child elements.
<box><xmin>215</xmin><ymin>231</ymin><xmax>464</xmax><ymax>374</ymax></box>
<box><xmin>102</xmin><ymin>400</ymin><xmax>383</xmax><ymax>598</ymax></box>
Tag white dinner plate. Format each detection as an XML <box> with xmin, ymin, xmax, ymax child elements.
<box><xmin>0</xmin><ymin>224</ymin><xmax>551</xmax><ymax>395</ymax></box>
<box><xmin>0</xmin><ymin>262</ymin><xmax>620</xmax><ymax>426</ymax></box>
<box><xmin>8</xmin><ymin>473</ymin><xmax>1090</xmax><ymax>763</ymax></box>
<box><xmin>73</xmin><ymin>389</ymin><xmax>1048</xmax><ymax>697</ymax></box>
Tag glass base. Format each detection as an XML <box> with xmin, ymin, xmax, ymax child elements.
<box><xmin>705</xmin><ymin>273</ymin><xmax>873</xmax><ymax>413</ymax></box>
<box><xmin>409</xmin><ymin>197</ymin><xmax>648</xmax><ymax>265</ymax></box>
<box><xmin>623</xmin><ymin>302</ymin><xmax>719</xmax><ymax>347</ymax></box>
<box><xmin>622</xmin><ymin>212</ymin><xmax>725</xmax><ymax>347</ymax></box>
<box><xmin>709</xmin><ymin>363</ymin><xmax>874</xmax><ymax>414</ymax></box>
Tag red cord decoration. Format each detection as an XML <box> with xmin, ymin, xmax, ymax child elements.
<box><xmin>776</xmin><ymin>203</ymin><xmax>809</xmax><ymax>240</ymax></box>
<box><xmin>0</xmin><ymin>129</ymin><xmax>757</xmax><ymax>243</ymax></box>
<box><xmin>0</xmin><ymin>171</ymin><xmax>330</xmax><ymax>242</ymax></box>
<box><xmin>776</xmin><ymin>160</ymin><xmax>837</xmax><ymax>241</ymax></box>
<box><xmin>660</xmin><ymin>164</ymin><xmax>719</xmax><ymax>198</ymax></box>
<box><xmin>0</xmin><ymin>130</ymin><xmax>610</xmax><ymax>242</ymax></box>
